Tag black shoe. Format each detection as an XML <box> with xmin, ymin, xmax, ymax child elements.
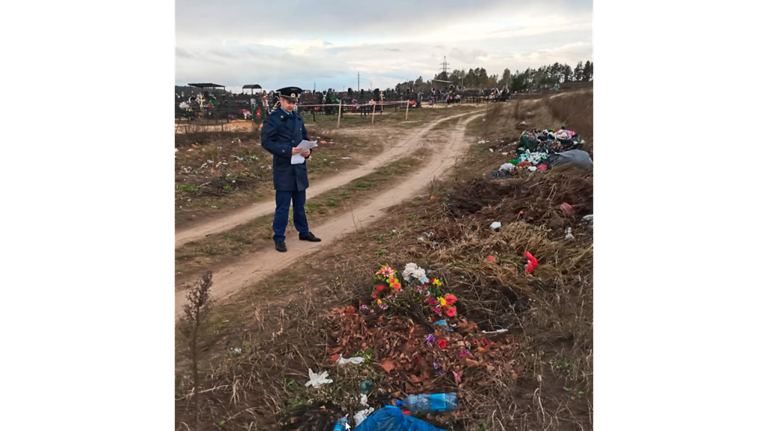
<box><xmin>299</xmin><ymin>232</ymin><xmax>321</xmax><ymax>242</ymax></box>
<box><xmin>275</xmin><ymin>241</ymin><xmax>287</xmax><ymax>252</ymax></box>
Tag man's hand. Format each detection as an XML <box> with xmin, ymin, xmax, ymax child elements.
<box><xmin>291</xmin><ymin>147</ymin><xmax>302</xmax><ymax>155</ymax></box>
<box><xmin>300</xmin><ymin>150</ymin><xmax>311</xmax><ymax>158</ymax></box>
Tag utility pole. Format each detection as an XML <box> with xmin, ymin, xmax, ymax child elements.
<box><xmin>357</xmin><ymin>72</ymin><xmax>360</xmax><ymax>94</ymax></box>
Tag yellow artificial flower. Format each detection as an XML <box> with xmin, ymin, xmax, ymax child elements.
<box><xmin>377</xmin><ymin>299</ymin><xmax>382</xmax><ymax>305</ymax></box>
<box><xmin>433</xmin><ymin>279</ymin><xmax>443</xmax><ymax>287</ymax></box>
<box><xmin>438</xmin><ymin>297</ymin><xmax>447</xmax><ymax>307</ymax></box>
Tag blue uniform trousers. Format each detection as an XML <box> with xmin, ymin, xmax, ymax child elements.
<box><xmin>272</xmin><ymin>189</ymin><xmax>309</xmax><ymax>242</ymax></box>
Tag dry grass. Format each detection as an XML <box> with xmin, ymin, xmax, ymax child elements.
<box><xmin>175</xmin><ymin>92</ymin><xmax>593</xmax><ymax>430</ymax></box>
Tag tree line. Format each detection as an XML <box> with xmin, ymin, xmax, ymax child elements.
<box><xmin>393</xmin><ymin>60</ymin><xmax>593</xmax><ymax>93</ymax></box>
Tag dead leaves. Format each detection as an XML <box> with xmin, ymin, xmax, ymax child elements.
<box><xmin>326</xmin><ymin>305</ymin><xmax>520</xmax><ymax>395</ymax></box>
<box><xmin>379</xmin><ymin>359</ymin><xmax>395</xmax><ymax>374</ymax></box>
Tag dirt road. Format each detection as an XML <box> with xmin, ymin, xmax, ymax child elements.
<box><xmin>175</xmin><ymin>111</ymin><xmax>479</xmax><ymax>248</ymax></box>
<box><xmin>175</xmin><ymin>112</ymin><xmax>482</xmax><ymax>318</ymax></box>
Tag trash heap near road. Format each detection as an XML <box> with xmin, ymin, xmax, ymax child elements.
<box><xmin>490</xmin><ymin>127</ymin><xmax>591</xmax><ymax>178</ymax></box>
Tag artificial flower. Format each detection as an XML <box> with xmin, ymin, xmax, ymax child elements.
<box><xmin>387</xmin><ymin>277</ymin><xmax>396</xmax><ymax>285</ymax></box>
<box><xmin>377</xmin><ymin>299</ymin><xmax>382</xmax><ymax>305</ymax></box>
<box><xmin>360</xmin><ymin>304</ymin><xmax>368</xmax><ymax>310</ymax></box>
<box><xmin>444</xmin><ymin>294</ymin><xmax>457</xmax><ymax>305</ymax></box>
<box><xmin>438</xmin><ymin>297</ymin><xmax>447</xmax><ymax>307</ymax></box>
<box><xmin>392</xmin><ymin>282</ymin><xmax>401</xmax><ymax>290</ymax></box>
<box><xmin>453</xmin><ymin>371</ymin><xmax>462</xmax><ymax>383</ymax></box>
<box><xmin>379</xmin><ymin>303</ymin><xmax>388</xmax><ymax>310</ymax></box>
<box><xmin>487</xmin><ymin>255</ymin><xmax>496</xmax><ymax>263</ymax></box>
<box><xmin>426</xmin><ymin>334</ymin><xmax>436</xmax><ymax>346</ymax></box>
<box><xmin>376</xmin><ymin>285</ymin><xmax>385</xmax><ymax>291</ymax></box>
<box><xmin>427</xmin><ymin>297</ymin><xmax>438</xmax><ymax>306</ymax></box>
<box><xmin>524</xmin><ymin>251</ymin><xmax>538</xmax><ymax>274</ymax></box>
<box><xmin>446</xmin><ymin>306</ymin><xmax>457</xmax><ymax>317</ymax></box>
<box><xmin>432</xmin><ymin>279</ymin><xmax>443</xmax><ymax>287</ymax></box>
<box><xmin>432</xmin><ymin>307</ymin><xmax>443</xmax><ymax>316</ymax></box>
<box><xmin>437</xmin><ymin>339</ymin><xmax>447</xmax><ymax>349</ymax></box>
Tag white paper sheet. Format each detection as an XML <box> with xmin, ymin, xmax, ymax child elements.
<box><xmin>291</xmin><ymin>140</ymin><xmax>319</xmax><ymax>165</ymax></box>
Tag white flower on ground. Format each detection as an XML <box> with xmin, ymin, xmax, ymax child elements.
<box><xmin>403</xmin><ymin>262</ymin><xmax>426</xmax><ymax>282</ymax></box>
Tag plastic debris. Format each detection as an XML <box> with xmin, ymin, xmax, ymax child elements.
<box><xmin>499</xmin><ymin>163</ymin><xmax>515</xmax><ymax>173</ymax></box>
<box><xmin>527</xmin><ymin>166</ymin><xmax>537</xmax><ymax>171</ymax></box>
<box><xmin>337</xmin><ymin>354</ymin><xmax>365</xmax><ymax>365</ymax></box>
<box><xmin>360</xmin><ymin>380</ymin><xmax>373</xmax><ymax>394</ymax></box>
<box><xmin>354</xmin><ymin>408</ymin><xmax>375</xmax><ymax>426</ymax></box>
<box><xmin>489</xmin><ymin>148</ymin><xmax>494</xmax><ymax>153</ymax></box>
<box><xmin>481</xmin><ymin>328</ymin><xmax>508</xmax><ymax>334</ymax></box>
<box><xmin>582</xmin><ymin>214</ymin><xmax>594</xmax><ymax>224</ymax></box>
<box><xmin>232</xmin><ymin>348</ymin><xmax>242</xmax><ymax>356</ymax></box>
<box><xmin>332</xmin><ymin>416</ymin><xmax>350</xmax><ymax>431</ymax></box>
<box><xmin>396</xmin><ymin>393</ymin><xmax>458</xmax><ymax>413</ymax></box>
<box><xmin>433</xmin><ymin>320</ymin><xmax>453</xmax><ymax>332</ymax></box>
<box><xmin>353</xmin><ymin>406</ymin><xmax>444</xmax><ymax>431</ymax></box>
<box><xmin>490</xmin><ymin>221</ymin><xmax>502</xmax><ymax>230</ymax></box>
<box><xmin>565</xmin><ymin>227</ymin><xmax>575</xmax><ymax>241</ymax></box>
<box><xmin>305</xmin><ymin>368</ymin><xmax>333</xmax><ymax>388</ymax></box>
<box><xmin>560</xmin><ymin>203</ymin><xmax>575</xmax><ymax>216</ymax></box>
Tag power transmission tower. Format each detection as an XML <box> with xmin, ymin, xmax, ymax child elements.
<box><xmin>440</xmin><ymin>56</ymin><xmax>450</xmax><ymax>78</ymax></box>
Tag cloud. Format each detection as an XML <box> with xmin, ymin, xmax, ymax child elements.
<box><xmin>176</xmin><ymin>0</ymin><xmax>593</xmax><ymax>91</ymax></box>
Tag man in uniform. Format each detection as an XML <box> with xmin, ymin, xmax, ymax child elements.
<box><xmin>260</xmin><ymin>86</ymin><xmax>321</xmax><ymax>253</ymax></box>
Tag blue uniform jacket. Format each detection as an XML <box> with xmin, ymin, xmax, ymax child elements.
<box><xmin>260</xmin><ymin>108</ymin><xmax>311</xmax><ymax>191</ymax></box>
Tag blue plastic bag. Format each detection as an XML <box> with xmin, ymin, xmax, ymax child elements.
<box><xmin>354</xmin><ymin>406</ymin><xmax>445</xmax><ymax>431</ymax></box>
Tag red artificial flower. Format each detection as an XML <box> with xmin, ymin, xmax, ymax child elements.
<box><xmin>487</xmin><ymin>255</ymin><xmax>496</xmax><ymax>263</ymax></box>
<box><xmin>444</xmin><ymin>294</ymin><xmax>457</xmax><ymax>305</ymax></box>
<box><xmin>437</xmin><ymin>339</ymin><xmax>447</xmax><ymax>349</ymax></box>
<box><xmin>524</xmin><ymin>251</ymin><xmax>538</xmax><ymax>274</ymax></box>
<box><xmin>393</xmin><ymin>282</ymin><xmax>401</xmax><ymax>290</ymax></box>
<box><xmin>446</xmin><ymin>306</ymin><xmax>457</xmax><ymax>317</ymax></box>
<box><xmin>426</xmin><ymin>297</ymin><xmax>439</xmax><ymax>306</ymax></box>
<box><xmin>376</xmin><ymin>285</ymin><xmax>385</xmax><ymax>291</ymax></box>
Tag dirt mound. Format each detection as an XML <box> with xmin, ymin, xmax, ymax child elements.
<box><xmin>448</xmin><ymin>169</ymin><xmax>593</xmax><ymax>232</ymax></box>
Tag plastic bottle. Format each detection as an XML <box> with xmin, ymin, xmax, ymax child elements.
<box><xmin>395</xmin><ymin>393</ymin><xmax>458</xmax><ymax>412</ymax></box>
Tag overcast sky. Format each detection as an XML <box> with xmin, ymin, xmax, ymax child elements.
<box><xmin>176</xmin><ymin>0</ymin><xmax>592</xmax><ymax>93</ymax></box>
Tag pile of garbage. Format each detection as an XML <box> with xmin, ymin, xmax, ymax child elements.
<box><xmin>489</xmin><ymin>127</ymin><xmax>591</xmax><ymax>178</ymax></box>
<box><xmin>306</xmin><ymin>263</ymin><xmax>522</xmax><ymax>430</ymax></box>
<box><xmin>519</xmin><ymin>127</ymin><xmax>585</xmax><ymax>153</ymax></box>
